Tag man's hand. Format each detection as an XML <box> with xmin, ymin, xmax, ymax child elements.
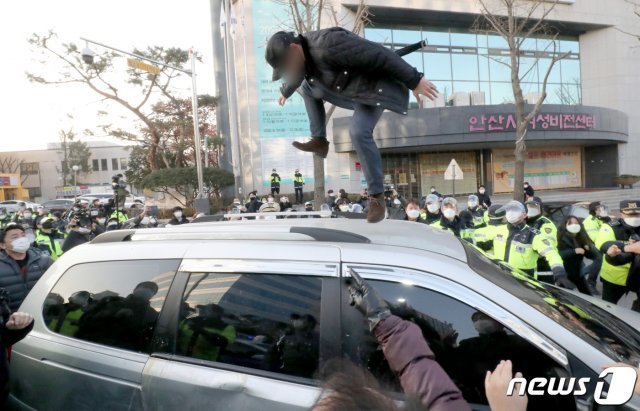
<box><xmin>575</xmin><ymin>248</ymin><xmax>585</xmax><ymax>255</ymax></box>
<box><xmin>624</xmin><ymin>241</ymin><xmax>640</xmax><ymax>254</ymax></box>
<box><xmin>278</xmin><ymin>95</ymin><xmax>287</xmax><ymax>106</ymax></box>
<box><xmin>412</xmin><ymin>77</ymin><xmax>438</xmax><ymax>103</ymax></box>
<box><xmin>485</xmin><ymin>360</ymin><xmax>528</xmax><ymax>411</ymax></box>
<box><xmin>607</xmin><ymin>244</ymin><xmax>622</xmax><ymax>257</ymax></box>
<box><xmin>6</xmin><ymin>312</ymin><xmax>34</xmax><ymax>330</ymax></box>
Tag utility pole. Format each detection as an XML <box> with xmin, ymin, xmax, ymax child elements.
<box><xmin>210</xmin><ymin>0</ymin><xmax>233</xmax><ymax>179</ymax></box>
<box><xmin>222</xmin><ymin>0</ymin><xmax>243</xmax><ymax>196</ymax></box>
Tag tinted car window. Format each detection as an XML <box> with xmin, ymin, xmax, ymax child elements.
<box><xmin>464</xmin><ymin>242</ymin><xmax>640</xmax><ymax>365</ymax></box>
<box><xmin>176</xmin><ymin>273</ymin><xmax>322</xmax><ymax>381</ymax></box>
<box><xmin>341</xmin><ymin>278</ymin><xmax>574</xmax><ymax>409</ymax></box>
<box><xmin>44</xmin><ymin>259</ymin><xmax>179</xmax><ymax>353</ymax></box>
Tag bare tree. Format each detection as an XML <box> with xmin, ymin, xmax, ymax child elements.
<box><xmin>0</xmin><ymin>156</ymin><xmax>28</xmax><ymax>185</ymax></box>
<box><xmin>475</xmin><ymin>0</ymin><xmax>569</xmax><ymax>200</ymax></box>
<box><xmin>27</xmin><ymin>31</ymin><xmax>192</xmax><ymax>171</ymax></box>
<box><xmin>277</xmin><ymin>0</ymin><xmax>370</xmax><ymax>209</ymax></box>
<box><xmin>556</xmin><ymin>80</ymin><xmax>581</xmax><ymax>106</ymax></box>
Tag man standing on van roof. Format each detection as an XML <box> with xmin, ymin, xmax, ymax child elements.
<box><xmin>266</xmin><ymin>28</ymin><xmax>438</xmax><ymax>223</ymax></box>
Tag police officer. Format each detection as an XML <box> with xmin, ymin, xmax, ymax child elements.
<box><xmin>33</xmin><ymin>206</ymin><xmax>49</xmax><ymax>227</ymax></box>
<box><xmin>584</xmin><ymin>201</ymin><xmax>610</xmax><ymax>243</ymax></box>
<box><xmin>525</xmin><ymin>197</ymin><xmax>556</xmax><ymax>243</ymax></box>
<box><xmin>34</xmin><ymin>218</ymin><xmax>63</xmax><ymax>261</ymax></box>
<box><xmin>466</xmin><ymin>195</ymin><xmax>486</xmax><ymax>228</ymax></box>
<box><xmin>293</xmin><ymin>169</ymin><xmax>305</xmax><ymax>204</ymax></box>
<box><xmin>491</xmin><ymin>201</ymin><xmax>575</xmax><ymax>289</ymax></box>
<box><xmin>109</xmin><ymin>208</ymin><xmax>128</xmax><ymax>225</ymax></box>
<box><xmin>420</xmin><ymin>194</ymin><xmax>441</xmax><ymax>225</ymax></box>
<box><xmin>474</xmin><ymin>204</ymin><xmax>505</xmax><ymax>256</ymax></box>
<box><xmin>430</xmin><ymin>197</ymin><xmax>474</xmax><ymax>242</ymax></box>
<box><xmin>270</xmin><ymin>169</ymin><xmax>281</xmax><ymax>196</ymax></box>
<box><xmin>595</xmin><ymin>200</ymin><xmax>640</xmax><ymax>308</ymax></box>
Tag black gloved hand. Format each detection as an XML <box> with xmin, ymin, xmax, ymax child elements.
<box><xmin>552</xmin><ymin>267</ymin><xmax>576</xmax><ymax>290</ymax></box>
<box><xmin>348</xmin><ymin>269</ymin><xmax>391</xmax><ymax>331</ymax></box>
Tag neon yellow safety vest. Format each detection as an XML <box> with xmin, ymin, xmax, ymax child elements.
<box><xmin>595</xmin><ymin>222</ymin><xmax>631</xmax><ymax>286</ymax></box>
<box><xmin>583</xmin><ymin>215</ymin><xmax>602</xmax><ymax>244</ymax></box>
<box><xmin>35</xmin><ymin>231</ymin><xmax>63</xmax><ymax>261</ymax></box>
<box><xmin>110</xmin><ymin>210</ymin><xmax>128</xmax><ymax>223</ymax></box>
<box><xmin>492</xmin><ymin>224</ymin><xmax>563</xmax><ymax>276</ymax></box>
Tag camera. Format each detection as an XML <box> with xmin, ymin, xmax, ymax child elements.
<box><xmin>111</xmin><ymin>174</ymin><xmax>127</xmax><ymax>190</ymax></box>
<box><xmin>384</xmin><ymin>185</ymin><xmax>395</xmax><ymax>198</ymax></box>
<box><xmin>81</xmin><ymin>47</ymin><xmax>95</xmax><ymax>65</ymax></box>
<box><xmin>111</xmin><ymin>174</ymin><xmax>129</xmax><ymax>209</ymax></box>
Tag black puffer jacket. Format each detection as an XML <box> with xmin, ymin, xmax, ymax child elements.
<box><xmin>281</xmin><ymin>27</ymin><xmax>423</xmax><ymax>114</ymax></box>
<box><xmin>0</xmin><ymin>249</ymin><xmax>52</xmax><ymax>311</ymax></box>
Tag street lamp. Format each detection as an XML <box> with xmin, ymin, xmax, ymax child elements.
<box><xmin>80</xmin><ymin>38</ymin><xmax>209</xmax><ymax>213</ymax></box>
<box><xmin>72</xmin><ymin>165</ymin><xmax>80</xmax><ymax>198</ymax></box>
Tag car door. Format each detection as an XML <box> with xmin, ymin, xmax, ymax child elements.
<box><xmin>141</xmin><ymin>255</ymin><xmax>341</xmax><ymax>411</ymax></box>
<box><xmin>338</xmin><ymin>263</ymin><xmax>581</xmax><ymax>411</ymax></box>
<box><xmin>9</xmin><ymin>259</ymin><xmax>180</xmax><ymax>411</ymax></box>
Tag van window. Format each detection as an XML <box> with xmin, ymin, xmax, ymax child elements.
<box><xmin>341</xmin><ymin>278</ymin><xmax>575</xmax><ymax>410</ymax></box>
<box><xmin>43</xmin><ymin>260</ymin><xmax>179</xmax><ymax>353</ymax></box>
<box><xmin>176</xmin><ymin>273</ymin><xmax>322</xmax><ymax>381</ymax></box>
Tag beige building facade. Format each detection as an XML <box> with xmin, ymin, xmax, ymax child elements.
<box><xmin>218</xmin><ymin>0</ymin><xmax>639</xmax><ymax>198</ymax></box>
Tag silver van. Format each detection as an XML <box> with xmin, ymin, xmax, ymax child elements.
<box><xmin>8</xmin><ymin>219</ymin><xmax>640</xmax><ymax>410</ymax></box>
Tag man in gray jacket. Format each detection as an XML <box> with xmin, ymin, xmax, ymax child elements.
<box><xmin>266</xmin><ymin>28</ymin><xmax>438</xmax><ymax>223</ymax></box>
<box><xmin>0</xmin><ymin>225</ymin><xmax>52</xmax><ymax>311</ymax></box>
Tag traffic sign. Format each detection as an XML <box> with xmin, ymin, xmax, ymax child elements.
<box><xmin>127</xmin><ymin>58</ymin><xmax>161</xmax><ymax>75</ymax></box>
<box><xmin>444</xmin><ymin>159</ymin><xmax>463</xmax><ymax>180</ymax></box>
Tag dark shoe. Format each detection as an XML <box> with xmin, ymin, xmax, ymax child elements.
<box><xmin>587</xmin><ymin>279</ymin><xmax>600</xmax><ymax>296</ymax></box>
<box><xmin>367</xmin><ymin>194</ymin><xmax>387</xmax><ymax>223</ymax></box>
<box><xmin>292</xmin><ymin>138</ymin><xmax>330</xmax><ymax>158</ymax></box>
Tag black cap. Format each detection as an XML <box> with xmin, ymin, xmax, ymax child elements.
<box><xmin>620</xmin><ymin>200</ymin><xmax>640</xmax><ymax>215</ymax></box>
<box><xmin>265</xmin><ymin>31</ymin><xmax>297</xmax><ymax>81</ymax></box>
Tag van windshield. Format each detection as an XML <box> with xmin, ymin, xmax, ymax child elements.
<box><xmin>464</xmin><ymin>242</ymin><xmax>640</xmax><ymax>365</ymax></box>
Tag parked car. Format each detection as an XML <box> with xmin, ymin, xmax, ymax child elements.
<box><xmin>9</xmin><ymin>220</ymin><xmax>640</xmax><ymax>411</ymax></box>
<box><xmin>41</xmin><ymin>199</ymin><xmax>75</xmax><ymax>213</ymax></box>
<box><xmin>543</xmin><ymin>201</ymin><xmax>590</xmax><ymax>226</ymax></box>
<box><xmin>79</xmin><ymin>193</ymin><xmax>113</xmax><ymax>205</ymax></box>
<box><xmin>0</xmin><ymin>200</ymin><xmax>39</xmax><ymax>213</ymax></box>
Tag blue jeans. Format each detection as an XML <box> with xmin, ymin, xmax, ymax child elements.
<box><xmin>300</xmin><ymin>80</ymin><xmax>385</xmax><ymax>195</ymax></box>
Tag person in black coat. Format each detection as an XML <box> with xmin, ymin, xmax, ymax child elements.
<box><xmin>266</xmin><ymin>28</ymin><xmax>438</xmax><ymax>224</ymax></box>
<box><xmin>557</xmin><ymin>216</ymin><xmax>599</xmax><ymax>296</ymax></box>
<box><xmin>523</xmin><ymin>182</ymin><xmax>535</xmax><ymax>201</ymax></box>
<box><xmin>476</xmin><ymin>185</ymin><xmax>491</xmax><ymax>209</ymax></box>
<box><xmin>0</xmin><ymin>307</ymin><xmax>34</xmax><ymax>405</ymax></box>
<box><xmin>167</xmin><ymin>207</ymin><xmax>190</xmax><ymax>226</ymax></box>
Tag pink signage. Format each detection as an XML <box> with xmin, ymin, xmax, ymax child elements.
<box><xmin>468</xmin><ymin>113</ymin><xmax>596</xmax><ymax>133</ymax></box>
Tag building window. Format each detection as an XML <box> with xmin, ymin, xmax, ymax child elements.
<box><xmin>364</xmin><ymin>26</ymin><xmax>581</xmax><ymax>106</ymax></box>
<box><xmin>43</xmin><ymin>260</ymin><xmax>180</xmax><ymax>353</ymax></box>
<box><xmin>112</xmin><ymin>158</ymin><xmax>119</xmax><ymax>171</ymax></box>
<box><xmin>120</xmin><ymin>158</ymin><xmax>128</xmax><ymax>171</ymax></box>
<box><xmin>101</xmin><ymin>159</ymin><xmax>108</xmax><ymax>171</ymax></box>
<box><xmin>92</xmin><ymin>159</ymin><xmax>99</xmax><ymax>172</ymax></box>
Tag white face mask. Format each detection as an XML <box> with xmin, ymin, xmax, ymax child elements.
<box><xmin>77</xmin><ymin>227</ymin><xmax>91</xmax><ymax>235</ymax></box>
<box><xmin>506</xmin><ymin>210</ymin><xmax>523</xmax><ymax>225</ymax></box>
<box><xmin>268</xmin><ymin>198</ymin><xmax>275</xmax><ymax>204</ymax></box>
<box><xmin>566</xmin><ymin>224</ymin><xmax>581</xmax><ymax>234</ymax></box>
<box><xmin>468</xmin><ymin>201</ymin><xmax>478</xmax><ymax>209</ymax></box>
<box><xmin>443</xmin><ymin>208</ymin><xmax>456</xmax><ymax>220</ymax></box>
<box><xmin>479</xmin><ymin>189</ymin><xmax>485</xmax><ymax>194</ymax></box>
<box><xmin>406</xmin><ymin>209</ymin><xmax>421</xmax><ymax>220</ymax></box>
<box><xmin>524</xmin><ymin>184</ymin><xmax>529</xmax><ymax>188</ymax></box>
<box><xmin>97</xmin><ymin>218</ymin><xmax>106</xmax><ymax>225</ymax></box>
<box><xmin>527</xmin><ymin>207</ymin><xmax>540</xmax><ymax>218</ymax></box>
<box><xmin>23</xmin><ymin>213</ymin><xmax>32</xmax><ymax>219</ymax></box>
<box><xmin>393</xmin><ymin>199</ymin><xmax>401</xmax><ymax>206</ymax></box>
<box><xmin>427</xmin><ymin>204</ymin><xmax>440</xmax><ymax>214</ymax></box>
<box><xmin>140</xmin><ymin>217</ymin><xmax>150</xmax><ymax>225</ymax></box>
<box><xmin>10</xmin><ymin>237</ymin><xmax>30</xmax><ymax>253</ymax></box>
<box><xmin>474</xmin><ymin>319</ymin><xmax>501</xmax><ymax>335</ymax></box>
<box><xmin>623</xmin><ymin>217</ymin><xmax>640</xmax><ymax>228</ymax></box>
<box><xmin>430</xmin><ymin>188</ymin><xmax>436</xmax><ymax>193</ymax></box>
<box><xmin>339</xmin><ymin>205</ymin><xmax>349</xmax><ymax>212</ymax></box>
<box><xmin>174</xmin><ymin>211</ymin><xmax>183</xmax><ymax>219</ymax></box>
<box><xmin>598</xmin><ymin>209</ymin><xmax>608</xmax><ymax>218</ymax></box>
